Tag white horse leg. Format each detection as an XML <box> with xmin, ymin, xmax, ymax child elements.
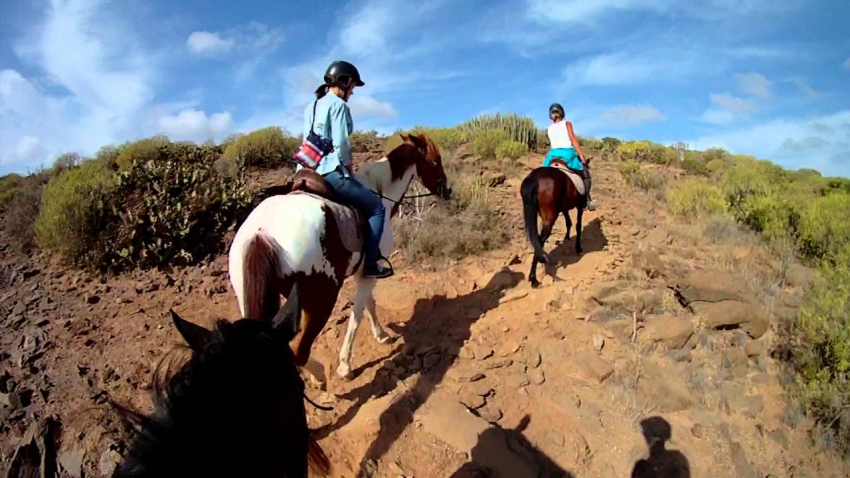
<box><xmin>337</xmin><ymin>278</ymin><xmax>371</xmax><ymax>379</ymax></box>
<box><xmin>365</xmin><ymin>288</ymin><xmax>394</xmax><ymax>343</ymax></box>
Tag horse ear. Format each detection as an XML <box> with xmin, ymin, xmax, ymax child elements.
<box><xmin>399</xmin><ymin>133</ymin><xmax>411</xmax><ymax>143</ymax></box>
<box><xmin>171</xmin><ymin>309</ymin><xmax>212</xmax><ymax>351</ymax></box>
<box><xmin>272</xmin><ymin>285</ymin><xmax>302</xmax><ymax>341</ymax></box>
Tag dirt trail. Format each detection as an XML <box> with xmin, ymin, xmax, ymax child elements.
<box><xmin>0</xmin><ymin>154</ymin><xmax>846</xmax><ymax>477</ymax></box>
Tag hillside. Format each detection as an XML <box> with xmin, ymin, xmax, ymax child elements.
<box><xmin>0</xmin><ymin>121</ymin><xmax>849</xmax><ymax>477</ymax></box>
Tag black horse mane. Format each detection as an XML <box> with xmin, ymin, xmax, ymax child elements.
<box><xmin>112</xmin><ymin>310</ymin><xmax>329</xmax><ymax>477</ymax></box>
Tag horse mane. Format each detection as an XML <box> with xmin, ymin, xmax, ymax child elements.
<box><xmin>387</xmin><ymin>142</ymin><xmax>422</xmax><ymax>181</ymax></box>
<box><xmin>113</xmin><ymin>318</ymin><xmax>329</xmax><ymax>477</ymax></box>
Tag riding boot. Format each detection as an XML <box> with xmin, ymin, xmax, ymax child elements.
<box><xmin>582</xmin><ymin>171</ymin><xmax>597</xmax><ymax>211</ymax></box>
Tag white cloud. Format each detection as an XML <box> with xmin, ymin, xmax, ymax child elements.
<box><xmin>843</xmin><ymin>57</ymin><xmax>850</xmax><ymax>70</ymax></box>
<box><xmin>737</xmin><ymin>72</ymin><xmax>772</xmax><ymax>99</ymax></box>
<box><xmin>157</xmin><ymin>109</ymin><xmax>234</xmax><ymax>143</ymax></box>
<box><xmin>187</xmin><ymin>31</ymin><xmax>235</xmax><ymax>56</ymax></box>
<box><xmin>789</xmin><ymin>76</ymin><xmax>821</xmax><ymax>98</ymax></box>
<box><xmin>562</xmin><ymin>50</ymin><xmax>701</xmax><ymax>88</ymax></box>
<box><xmin>349</xmin><ymin>95</ymin><xmax>397</xmax><ymax>118</ymax></box>
<box><xmin>597</xmin><ymin>105</ymin><xmax>665</xmax><ymax>126</ymax></box>
<box><xmin>700</xmin><ymin>109</ymin><xmax>737</xmax><ymax>125</ymax></box>
<box><xmin>687</xmin><ymin>110</ymin><xmax>850</xmax><ymax>177</ymax></box>
<box><xmin>710</xmin><ymin>93</ymin><xmax>755</xmax><ymax>114</ymax></box>
<box><xmin>526</xmin><ymin>0</ymin><xmax>666</xmax><ymax>24</ymax></box>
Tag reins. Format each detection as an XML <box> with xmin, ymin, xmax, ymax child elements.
<box><xmin>303</xmin><ymin>392</ymin><xmax>334</xmax><ymax>411</ymax></box>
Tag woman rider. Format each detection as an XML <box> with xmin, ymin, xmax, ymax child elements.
<box><xmin>543</xmin><ymin>103</ymin><xmax>597</xmax><ymax>211</ymax></box>
<box><xmin>299</xmin><ymin>60</ymin><xmax>393</xmax><ymax>279</ymax></box>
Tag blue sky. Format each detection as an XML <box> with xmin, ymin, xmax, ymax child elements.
<box><xmin>1</xmin><ymin>0</ymin><xmax>849</xmax><ymax>176</ymax></box>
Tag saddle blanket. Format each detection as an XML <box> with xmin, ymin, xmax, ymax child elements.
<box><xmin>291</xmin><ymin>191</ymin><xmax>363</xmax><ymax>253</ymax></box>
<box><xmin>550</xmin><ymin>162</ymin><xmax>586</xmax><ymax>196</ymax></box>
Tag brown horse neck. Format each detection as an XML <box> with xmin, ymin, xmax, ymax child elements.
<box><xmin>387</xmin><ymin>144</ymin><xmax>419</xmax><ymax>181</ymax></box>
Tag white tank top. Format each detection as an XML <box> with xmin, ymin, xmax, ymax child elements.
<box><xmin>547</xmin><ymin>121</ymin><xmax>573</xmax><ymax>149</ymax></box>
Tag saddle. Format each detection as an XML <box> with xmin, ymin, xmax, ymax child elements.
<box><xmin>291</xmin><ymin>169</ymin><xmax>364</xmax><ymax>254</ymax></box>
<box><xmin>548</xmin><ymin>159</ymin><xmax>586</xmax><ymax>196</ymax></box>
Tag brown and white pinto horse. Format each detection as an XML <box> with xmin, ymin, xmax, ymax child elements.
<box><xmin>228</xmin><ymin>134</ymin><xmax>449</xmax><ymax>383</ymax></box>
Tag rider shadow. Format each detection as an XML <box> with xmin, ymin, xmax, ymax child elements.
<box><xmin>631</xmin><ymin>416</ymin><xmax>691</xmax><ymax>478</ymax></box>
<box><xmin>543</xmin><ymin>217</ymin><xmax>607</xmax><ymax>275</ymax></box>
<box><xmin>448</xmin><ymin>415</ymin><xmax>575</xmax><ymax>478</ymax></box>
<box><xmin>315</xmin><ymin>269</ymin><xmax>526</xmax><ymax>470</ymax></box>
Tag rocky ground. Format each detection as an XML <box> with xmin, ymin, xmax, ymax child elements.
<box><xmin>0</xmin><ymin>151</ymin><xmax>846</xmax><ymax>477</ymax></box>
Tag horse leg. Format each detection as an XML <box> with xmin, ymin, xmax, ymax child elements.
<box><xmin>564</xmin><ymin>210</ymin><xmax>573</xmax><ymax>243</ymax></box>
<box><xmin>338</xmin><ymin>278</ymin><xmax>372</xmax><ymax>380</ymax></box>
<box><xmin>365</xmin><ymin>286</ymin><xmax>395</xmax><ymax>344</ymax></box>
<box><xmin>530</xmin><ymin>219</ymin><xmax>555</xmax><ymax>288</ymax></box>
<box><xmin>291</xmin><ymin>278</ymin><xmax>339</xmax><ymax>389</ymax></box>
<box><xmin>575</xmin><ymin>204</ymin><xmax>584</xmax><ymax>254</ymax></box>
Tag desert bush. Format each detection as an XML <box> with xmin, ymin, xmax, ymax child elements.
<box><xmin>35</xmin><ymin>160</ymin><xmax>115</xmax><ymax>265</ymax></box>
<box><xmin>797</xmin><ymin>193</ymin><xmax>850</xmax><ymax>261</ymax></box>
<box><xmin>0</xmin><ymin>173</ymin><xmax>25</xmax><ymax>206</ymax></box>
<box><xmin>394</xmin><ymin>174</ymin><xmax>509</xmax><ymax>263</ymax></box>
<box><xmin>619</xmin><ymin>160</ymin><xmax>663</xmax><ymax>191</ymax></box>
<box><xmin>680</xmin><ymin>151</ymin><xmax>709</xmax><ymax>175</ymax></box>
<box><xmin>666</xmin><ymin>177</ymin><xmax>728</xmax><ymax>219</ymax></box>
<box><xmin>472</xmin><ymin>129</ymin><xmax>510</xmax><ymax>160</ymax></box>
<box><xmin>52</xmin><ymin>152</ymin><xmax>82</xmax><ymax>173</ymax></box>
<box><xmin>116</xmin><ymin>135</ymin><xmax>170</xmax><ymax>171</ymax></box>
<box><xmin>92</xmin><ymin>145</ymin><xmax>122</xmax><ymax>170</ymax></box>
<box><xmin>495</xmin><ymin>140</ymin><xmax>528</xmax><ymax>161</ymax></box>
<box><xmin>220</xmin><ymin>126</ymin><xmax>299</xmax><ymax>172</ymax></box>
<box><xmin>576</xmin><ymin>136</ymin><xmax>602</xmax><ymax>153</ymax></box>
<box><xmin>459</xmin><ymin>113</ymin><xmax>538</xmax><ymax>150</ymax></box>
<box><xmin>104</xmin><ymin>142</ymin><xmax>251</xmax><ymax>269</ymax></box>
<box><xmin>537</xmin><ymin>130</ymin><xmax>550</xmax><ymax>151</ymax></box>
<box><xmin>600</xmin><ymin>137</ymin><xmax>621</xmax><ymax>155</ymax></box>
<box><xmin>793</xmin><ymin>243</ymin><xmax>850</xmax><ymax>458</ymax></box>
<box><xmin>5</xmin><ymin>182</ymin><xmax>43</xmax><ymax>253</ymax></box>
<box><xmin>617</xmin><ymin>141</ymin><xmax>653</xmax><ymax>162</ymax></box>
<box><xmin>351</xmin><ymin>130</ymin><xmax>379</xmax><ymax>153</ymax></box>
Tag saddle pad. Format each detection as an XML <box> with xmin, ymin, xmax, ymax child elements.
<box><xmin>551</xmin><ymin>163</ymin><xmax>586</xmax><ymax>196</ymax></box>
<box><xmin>292</xmin><ymin>192</ymin><xmax>363</xmax><ymax>253</ymax></box>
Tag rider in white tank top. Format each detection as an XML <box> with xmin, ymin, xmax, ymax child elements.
<box><xmin>546</xmin><ymin>121</ymin><xmax>573</xmax><ymax>149</ymax></box>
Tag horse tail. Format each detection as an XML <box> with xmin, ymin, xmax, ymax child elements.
<box><xmin>307</xmin><ymin>432</ymin><xmax>331</xmax><ymax>476</ymax></box>
<box><xmin>521</xmin><ymin>173</ymin><xmax>548</xmax><ymax>264</ymax></box>
<box><xmin>242</xmin><ymin>230</ymin><xmax>281</xmax><ymax>321</ymax></box>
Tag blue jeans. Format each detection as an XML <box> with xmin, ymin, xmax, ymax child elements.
<box><xmin>323</xmin><ymin>168</ymin><xmax>385</xmax><ymax>266</ymax></box>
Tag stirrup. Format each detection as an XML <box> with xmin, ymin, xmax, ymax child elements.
<box><xmin>364</xmin><ymin>254</ymin><xmax>394</xmax><ymax>278</ymax></box>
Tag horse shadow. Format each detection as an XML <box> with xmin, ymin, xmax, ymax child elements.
<box><xmin>631</xmin><ymin>416</ymin><xmax>690</xmax><ymax>478</ymax></box>
<box><xmin>542</xmin><ymin>217</ymin><xmax>607</xmax><ymax>276</ymax></box>
<box><xmin>448</xmin><ymin>415</ymin><xmax>575</xmax><ymax>478</ymax></box>
<box><xmin>315</xmin><ymin>269</ymin><xmax>527</xmax><ymax>472</ymax></box>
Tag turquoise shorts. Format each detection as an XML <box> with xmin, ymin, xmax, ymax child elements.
<box><xmin>543</xmin><ymin>147</ymin><xmax>583</xmax><ymax>170</ymax></box>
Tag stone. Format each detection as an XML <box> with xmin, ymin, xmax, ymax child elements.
<box><xmin>643</xmin><ymin>315</ymin><xmax>694</xmax><ymax>350</ymax></box>
<box><xmin>768</xmin><ymin>428</ymin><xmax>789</xmax><ymax>450</ymax></box>
<box><xmin>476</xmin><ymin>267</ymin><xmax>518</xmax><ymax>291</ymax></box>
<box><xmin>528</xmin><ymin>350</ymin><xmax>542</xmax><ymax>369</ymax></box>
<box><xmin>478</xmin><ymin>405</ymin><xmax>503</xmax><ymax>423</ymax></box>
<box><xmin>474</xmin><ymin>347</ymin><xmax>494</xmax><ymax>361</ymax></box>
<box><xmin>470</xmin><ymin>382</ymin><xmax>493</xmax><ymax>397</ymax></box>
<box><xmin>423</xmin><ymin>354</ymin><xmax>440</xmax><ymax>370</ymax></box>
<box><xmin>460</xmin><ymin>393</ymin><xmax>487</xmax><ymax>410</ymax></box>
<box><xmin>691</xmin><ymin>424</ymin><xmax>704</xmax><ymax>438</ymax></box>
<box><xmin>530</xmin><ymin>369</ymin><xmax>545</xmax><ymax>385</ymax></box>
<box><xmin>569</xmin><ymin>352</ymin><xmax>614</xmax><ymax>384</ymax></box>
<box><xmin>595</xmin><ymin>289</ymin><xmax>663</xmax><ymax>313</ymax></box>
<box><xmin>729</xmin><ymin>442</ymin><xmax>757</xmax><ymax>478</ymax></box>
<box><xmin>455</xmin><ymin>370</ymin><xmax>486</xmax><ymax>383</ymax></box>
<box><xmin>692</xmin><ymin>301</ymin><xmax>769</xmax><ymax>338</ymax></box>
<box><xmin>458</xmin><ymin>347</ymin><xmax>474</xmax><ymax>360</ymax></box>
<box><xmin>506</xmin><ymin>374</ymin><xmax>530</xmax><ymax>388</ymax></box>
<box><xmin>547</xmin><ymin>429</ymin><xmax>566</xmax><ymax>447</ymax></box>
<box><xmin>745</xmin><ymin>333</ymin><xmax>771</xmax><ymax>358</ymax></box>
<box><xmin>59</xmin><ymin>449</ymin><xmax>85</xmax><ymax>478</ymax></box>
<box><xmin>592</xmin><ymin>334</ymin><xmax>605</xmax><ymax>352</ymax></box>
<box><xmin>640</xmin><ymin>363</ymin><xmax>694</xmax><ymax>412</ymax></box>
<box><xmin>725</xmin><ymin>347</ymin><xmax>749</xmax><ymax>378</ymax></box>
<box><xmin>499</xmin><ymin>290</ymin><xmax>528</xmax><ymax>305</ymax></box>
<box><xmin>483</xmin><ymin>359</ymin><xmax>512</xmax><ymax>370</ymax></box>
<box><xmin>541</xmin><ymin>275</ymin><xmax>555</xmax><ymax>287</ymax></box>
<box><xmin>632</xmin><ymin>249</ymin><xmax>667</xmax><ymax>278</ymax></box>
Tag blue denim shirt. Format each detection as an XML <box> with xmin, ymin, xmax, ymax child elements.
<box><xmin>298</xmin><ymin>93</ymin><xmax>354</xmax><ymax>176</ymax></box>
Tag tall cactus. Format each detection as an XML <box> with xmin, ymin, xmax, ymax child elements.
<box><xmin>458</xmin><ymin>113</ymin><xmax>538</xmax><ymax>151</ymax></box>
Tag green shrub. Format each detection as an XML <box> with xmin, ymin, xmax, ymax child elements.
<box><xmin>617</xmin><ymin>140</ymin><xmax>653</xmax><ymax>162</ymax></box>
<box><xmin>116</xmin><ymin>135</ymin><xmax>170</xmax><ymax>171</ymax></box>
<box><xmin>666</xmin><ymin>177</ymin><xmax>728</xmax><ymax>219</ymax></box>
<box><xmin>600</xmin><ymin>137</ymin><xmax>621</xmax><ymax>155</ymax></box>
<box><xmin>220</xmin><ymin>127</ymin><xmax>298</xmax><ymax>172</ymax></box>
<box><xmin>619</xmin><ymin>160</ymin><xmax>663</xmax><ymax>190</ymax></box>
<box><xmin>459</xmin><ymin>113</ymin><xmax>538</xmax><ymax>150</ymax></box>
<box><xmin>394</xmin><ymin>174</ymin><xmax>509</xmax><ymax>262</ymax></box>
<box><xmin>0</xmin><ymin>173</ymin><xmax>25</xmax><ymax>206</ymax></box>
<box><xmin>680</xmin><ymin>151</ymin><xmax>709</xmax><ymax>175</ymax></box>
<box><xmin>35</xmin><ymin>160</ymin><xmax>115</xmax><ymax>265</ymax></box>
<box><xmin>351</xmin><ymin>130</ymin><xmax>379</xmax><ymax>153</ymax></box>
<box><xmin>576</xmin><ymin>136</ymin><xmax>602</xmax><ymax>154</ymax></box>
<box><xmin>495</xmin><ymin>140</ymin><xmax>528</xmax><ymax>160</ymax></box>
<box><xmin>472</xmin><ymin>129</ymin><xmax>510</xmax><ymax>160</ymax></box>
<box><xmin>52</xmin><ymin>152</ymin><xmax>82</xmax><ymax>173</ymax></box>
<box><xmin>793</xmin><ymin>243</ymin><xmax>850</xmax><ymax>457</ymax></box>
<box><xmin>104</xmin><ymin>143</ymin><xmax>251</xmax><ymax>269</ymax></box>
<box><xmin>92</xmin><ymin>145</ymin><xmax>123</xmax><ymax>170</ymax></box>
<box><xmin>797</xmin><ymin>194</ymin><xmax>850</xmax><ymax>261</ymax></box>
<box><xmin>537</xmin><ymin>130</ymin><xmax>550</xmax><ymax>151</ymax></box>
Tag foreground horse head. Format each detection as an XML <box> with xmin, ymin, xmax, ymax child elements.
<box><xmin>228</xmin><ymin>134</ymin><xmax>450</xmax><ymax>385</ymax></box>
<box><xmin>114</xmin><ymin>286</ymin><xmax>329</xmax><ymax>477</ymax></box>
<box><xmin>520</xmin><ymin>166</ymin><xmax>586</xmax><ymax>288</ymax></box>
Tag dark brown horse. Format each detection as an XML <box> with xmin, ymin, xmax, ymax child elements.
<box><xmin>520</xmin><ymin>159</ymin><xmax>588</xmax><ymax>287</ymax></box>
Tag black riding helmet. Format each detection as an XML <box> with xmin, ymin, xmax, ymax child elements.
<box><xmin>549</xmin><ymin>103</ymin><xmax>565</xmax><ymax>120</ymax></box>
<box><xmin>324</xmin><ymin>60</ymin><xmax>365</xmax><ymax>88</ymax></box>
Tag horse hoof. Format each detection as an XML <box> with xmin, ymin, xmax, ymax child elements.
<box><xmin>376</xmin><ymin>333</ymin><xmax>398</xmax><ymax>345</ymax></box>
<box><xmin>576</xmin><ymin>247</ymin><xmax>583</xmax><ymax>255</ymax></box>
<box><xmin>531</xmin><ymin>280</ymin><xmax>541</xmax><ymax>289</ymax></box>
